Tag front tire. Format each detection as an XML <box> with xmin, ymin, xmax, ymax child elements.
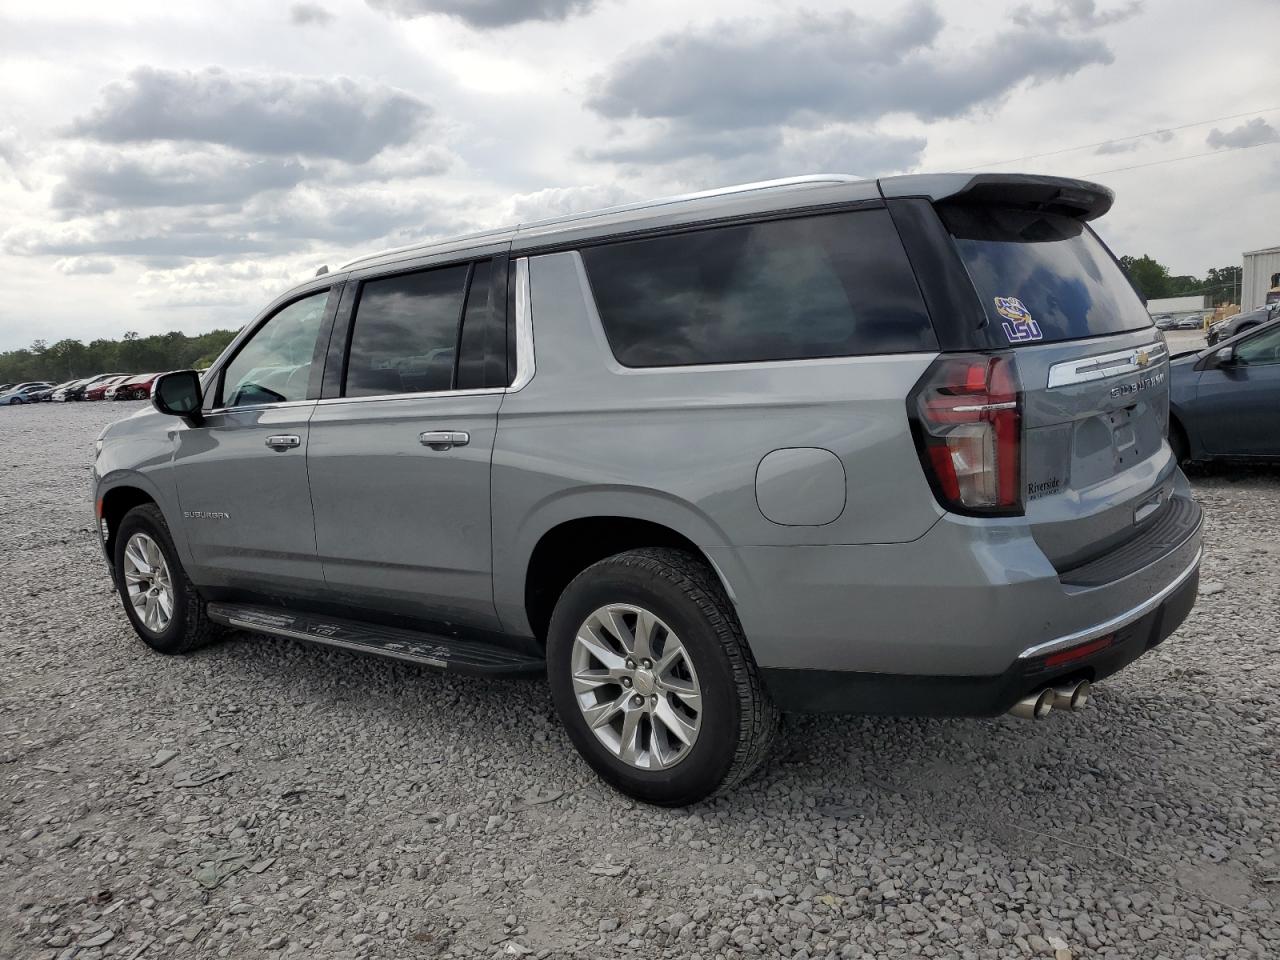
<box><xmin>113</xmin><ymin>504</ymin><xmax>224</xmax><ymax>655</ymax></box>
<box><xmin>547</xmin><ymin>548</ymin><xmax>779</xmax><ymax>805</ymax></box>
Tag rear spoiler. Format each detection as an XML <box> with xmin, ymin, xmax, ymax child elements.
<box><xmin>878</xmin><ymin>173</ymin><xmax>1114</xmax><ymax>222</ymax></box>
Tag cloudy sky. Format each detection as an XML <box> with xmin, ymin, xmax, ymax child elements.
<box><xmin>1</xmin><ymin>0</ymin><xmax>1277</xmax><ymax>349</ymax></box>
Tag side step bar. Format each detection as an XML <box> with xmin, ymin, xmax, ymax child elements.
<box><xmin>206</xmin><ymin>603</ymin><xmax>544</xmax><ymax>677</ymax></box>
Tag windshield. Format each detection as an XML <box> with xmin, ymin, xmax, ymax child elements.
<box><xmin>941</xmin><ymin>205</ymin><xmax>1152</xmax><ymax>346</ymax></box>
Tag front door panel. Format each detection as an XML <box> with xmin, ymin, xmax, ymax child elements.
<box><xmin>307</xmin><ymin>393</ymin><xmax>502</xmax><ymax>630</ymax></box>
<box><xmin>169</xmin><ymin>403</ymin><xmax>323</xmax><ymax>594</ymax></box>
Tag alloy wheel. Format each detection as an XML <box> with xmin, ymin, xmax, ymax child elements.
<box><xmin>123</xmin><ymin>532</ymin><xmax>174</xmax><ymax>633</ymax></box>
<box><xmin>570</xmin><ymin>603</ymin><xmax>703</xmax><ymax>770</ymax></box>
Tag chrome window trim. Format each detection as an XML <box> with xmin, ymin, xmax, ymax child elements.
<box><xmin>312</xmin><ymin>256</ymin><xmax>533</xmax><ymax>405</ymax></box>
<box><xmin>1046</xmin><ymin>341</ymin><xmax>1168</xmax><ymax>389</ymax></box>
<box><xmin>316</xmin><ymin>388</ymin><xmax>504</xmax><ymax>406</ymax></box>
<box><xmin>1017</xmin><ymin>546</ymin><xmax>1202</xmax><ymax>660</ymax></box>
<box><xmin>509</xmin><ymin>257</ymin><xmax>535</xmax><ymax>392</ymax></box>
<box><xmin>203</xmin><ymin>399</ymin><xmax>319</xmax><ymax>416</ymax></box>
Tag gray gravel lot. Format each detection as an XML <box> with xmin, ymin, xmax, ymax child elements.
<box><xmin>2</xmin><ymin>401</ymin><xmax>1278</xmax><ymax>960</ymax></box>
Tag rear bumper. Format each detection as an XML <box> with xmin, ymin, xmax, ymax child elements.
<box><xmin>707</xmin><ymin>478</ymin><xmax>1202</xmax><ymax>712</ymax></box>
<box><xmin>761</xmin><ymin>554</ymin><xmax>1197</xmax><ymax>715</ymax></box>
<box><xmin>757</xmin><ymin>555</ymin><xmax>1198</xmax><ymax>716</ymax></box>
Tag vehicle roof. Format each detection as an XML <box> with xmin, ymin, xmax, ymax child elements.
<box><xmin>338</xmin><ymin>172</ymin><xmax>1114</xmax><ymax>275</ymax></box>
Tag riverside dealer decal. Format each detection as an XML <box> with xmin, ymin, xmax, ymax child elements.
<box><xmin>994</xmin><ymin>296</ymin><xmax>1043</xmax><ymax>343</ymax></box>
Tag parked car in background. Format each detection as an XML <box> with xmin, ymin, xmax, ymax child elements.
<box><xmin>1207</xmin><ymin>303</ymin><xmax>1279</xmax><ymax>346</ymax></box>
<box><xmin>1153</xmin><ymin>315</ymin><xmax>1178</xmax><ymax>330</ymax></box>
<box><xmin>53</xmin><ymin>378</ymin><xmax>90</xmax><ymax>401</ymax></box>
<box><xmin>1169</xmin><ymin>316</ymin><xmax>1280</xmax><ymax>462</ymax></box>
<box><xmin>67</xmin><ymin>373</ymin><xmax>127</xmax><ymax>401</ymax></box>
<box><xmin>1174</xmin><ymin>316</ymin><xmax>1204</xmax><ymax>330</ymax></box>
<box><xmin>112</xmin><ymin>372</ymin><xmax>164</xmax><ymax>400</ymax></box>
<box><xmin>85</xmin><ymin>375</ymin><xmax>132</xmax><ymax>401</ymax></box>
<box><xmin>94</xmin><ymin>172</ymin><xmax>1202</xmax><ymax>805</ymax></box>
<box><xmin>27</xmin><ymin>382</ymin><xmax>63</xmax><ymax>401</ymax></box>
<box><xmin>0</xmin><ymin>382</ymin><xmax>52</xmax><ymax>405</ymax></box>
<box><xmin>0</xmin><ymin>383</ymin><xmax>13</xmax><ymax>394</ymax></box>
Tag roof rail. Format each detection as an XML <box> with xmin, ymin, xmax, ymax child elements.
<box><xmin>340</xmin><ymin>174</ymin><xmax>866</xmax><ymax>271</ymax></box>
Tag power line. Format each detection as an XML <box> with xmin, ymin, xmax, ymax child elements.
<box><xmin>1086</xmin><ymin>138</ymin><xmax>1280</xmax><ymax>176</ymax></box>
<box><xmin>958</xmin><ymin>106</ymin><xmax>1280</xmax><ymax>171</ymax></box>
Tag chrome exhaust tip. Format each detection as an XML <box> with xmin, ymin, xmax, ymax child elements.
<box><xmin>1009</xmin><ymin>687</ymin><xmax>1055</xmax><ymax>719</ymax></box>
<box><xmin>1051</xmin><ymin>679</ymin><xmax>1091</xmax><ymax>712</ymax></box>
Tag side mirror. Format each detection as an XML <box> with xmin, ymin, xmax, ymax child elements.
<box><xmin>1213</xmin><ymin>346</ymin><xmax>1236</xmax><ymax>367</ymax></box>
<box><xmin>152</xmin><ymin>370</ymin><xmax>204</xmax><ymax>423</ymax></box>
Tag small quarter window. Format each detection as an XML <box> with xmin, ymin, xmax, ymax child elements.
<box><xmin>345</xmin><ymin>265</ymin><xmax>469</xmax><ymax>397</ymax></box>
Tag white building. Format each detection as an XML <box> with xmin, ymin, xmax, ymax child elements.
<box><xmin>1147</xmin><ymin>295</ymin><xmax>1207</xmax><ymax>318</ymax></box>
<box><xmin>1242</xmin><ymin>245</ymin><xmax>1280</xmax><ymax>311</ymax></box>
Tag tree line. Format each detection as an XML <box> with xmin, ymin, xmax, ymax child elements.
<box><xmin>1118</xmin><ymin>256</ymin><xmax>1242</xmax><ymax>306</ymax></box>
<box><xmin>0</xmin><ymin>329</ymin><xmax>239</xmax><ymax>385</ymax></box>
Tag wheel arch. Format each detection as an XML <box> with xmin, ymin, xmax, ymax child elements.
<box><xmin>517</xmin><ymin>511</ymin><xmax>735</xmax><ymax>647</ymax></box>
<box><xmin>98</xmin><ymin>484</ymin><xmax>161</xmax><ymax>561</ymax></box>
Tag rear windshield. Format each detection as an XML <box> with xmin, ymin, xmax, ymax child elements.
<box><xmin>941</xmin><ymin>206</ymin><xmax>1152</xmax><ymax>346</ymax></box>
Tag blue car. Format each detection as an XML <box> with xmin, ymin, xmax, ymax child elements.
<box><xmin>1169</xmin><ymin>316</ymin><xmax>1280</xmax><ymax>462</ymax></box>
<box><xmin>0</xmin><ymin>382</ymin><xmax>52</xmax><ymax>405</ymax></box>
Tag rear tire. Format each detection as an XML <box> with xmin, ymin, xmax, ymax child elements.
<box><xmin>546</xmin><ymin>548</ymin><xmax>779</xmax><ymax>805</ymax></box>
<box><xmin>113</xmin><ymin>504</ymin><xmax>224</xmax><ymax>655</ymax></box>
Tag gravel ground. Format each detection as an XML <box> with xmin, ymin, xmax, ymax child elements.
<box><xmin>2</xmin><ymin>401</ymin><xmax>1277</xmax><ymax>960</ymax></box>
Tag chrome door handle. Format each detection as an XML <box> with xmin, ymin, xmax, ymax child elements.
<box><xmin>419</xmin><ymin>431</ymin><xmax>470</xmax><ymax>450</ymax></box>
<box><xmin>265</xmin><ymin>434</ymin><xmax>301</xmax><ymax>450</ymax></box>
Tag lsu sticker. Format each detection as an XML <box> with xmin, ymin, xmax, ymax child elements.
<box><xmin>994</xmin><ymin>296</ymin><xmax>1043</xmax><ymax>344</ymax></box>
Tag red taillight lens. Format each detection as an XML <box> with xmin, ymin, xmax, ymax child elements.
<box><xmin>909</xmin><ymin>353</ymin><xmax>1023</xmax><ymax>515</ymax></box>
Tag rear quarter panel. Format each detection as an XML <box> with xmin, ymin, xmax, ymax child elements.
<box><xmin>490</xmin><ymin>250</ymin><xmax>941</xmax><ymax>636</ymax></box>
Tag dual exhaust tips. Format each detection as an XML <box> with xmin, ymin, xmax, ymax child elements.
<box><xmin>1009</xmin><ymin>680</ymin><xmax>1091</xmax><ymax>719</ymax></box>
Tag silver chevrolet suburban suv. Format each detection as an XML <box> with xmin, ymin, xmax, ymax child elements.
<box><xmin>94</xmin><ymin>174</ymin><xmax>1202</xmax><ymax>805</ymax></box>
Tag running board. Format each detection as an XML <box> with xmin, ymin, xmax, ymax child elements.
<box><xmin>206</xmin><ymin>603</ymin><xmax>544</xmax><ymax>677</ymax></box>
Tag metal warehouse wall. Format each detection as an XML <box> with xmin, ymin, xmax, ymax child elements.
<box><xmin>1242</xmin><ymin>247</ymin><xmax>1280</xmax><ymax>310</ymax></box>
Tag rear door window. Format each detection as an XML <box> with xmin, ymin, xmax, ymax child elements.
<box><xmin>940</xmin><ymin>206</ymin><xmax>1152</xmax><ymax>345</ymax></box>
<box><xmin>345</xmin><ymin>265</ymin><xmax>469</xmax><ymax>397</ymax></box>
<box><xmin>581</xmin><ymin>208</ymin><xmax>935</xmax><ymax>367</ymax></box>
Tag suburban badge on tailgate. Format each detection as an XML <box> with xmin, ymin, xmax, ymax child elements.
<box><xmin>1110</xmin><ymin>370</ymin><xmax>1164</xmax><ymax>399</ymax></box>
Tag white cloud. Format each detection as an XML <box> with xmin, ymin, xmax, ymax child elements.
<box><xmin>55</xmin><ymin>256</ymin><xmax>115</xmax><ymax>275</ymax></box>
<box><xmin>68</xmin><ymin>67</ymin><xmax>433</xmax><ymax>163</ymax></box>
<box><xmin>1</xmin><ymin>0</ymin><xmax>1278</xmax><ymax>350</ymax></box>
<box><xmin>1206</xmin><ymin>118</ymin><xmax>1279</xmax><ymax>150</ymax></box>
<box><xmin>366</xmin><ymin>0</ymin><xmax>597</xmax><ymax>28</ymax></box>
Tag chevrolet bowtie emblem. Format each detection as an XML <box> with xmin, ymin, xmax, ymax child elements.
<box><xmin>1134</xmin><ymin>349</ymin><xmax>1151</xmax><ymax>367</ymax></box>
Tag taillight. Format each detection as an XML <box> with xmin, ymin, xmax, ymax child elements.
<box><xmin>909</xmin><ymin>352</ymin><xmax>1023</xmax><ymax>515</ymax></box>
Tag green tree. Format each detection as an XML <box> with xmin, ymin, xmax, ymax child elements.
<box><xmin>1118</xmin><ymin>255</ymin><xmax>1172</xmax><ymax>300</ymax></box>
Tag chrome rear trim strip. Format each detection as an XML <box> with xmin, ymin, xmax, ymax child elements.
<box><xmin>1046</xmin><ymin>341</ymin><xmax>1167</xmax><ymax>389</ymax></box>
<box><xmin>1017</xmin><ymin>547</ymin><xmax>1202</xmax><ymax>660</ymax></box>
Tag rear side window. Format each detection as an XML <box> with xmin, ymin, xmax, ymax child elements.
<box><xmin>345</xmin><ymin>265</ymin><xmax>469</xmax><ymax>397</ymax></box>
<box><xmin>581</xmin><ymin>209</ymin><xmax>936</xmax><ymax>367</ymax></box>
<box><xmin>455</xmin><ymin>259</ymin><xmax>507</xmax><ymax>390</ymax></box>
<box><xmin>941</xmin><ymin>206</ymin><xmax>1152</xmax><ymax>345</ymax></box>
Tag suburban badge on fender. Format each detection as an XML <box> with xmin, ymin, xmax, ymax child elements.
<box><xmin>183</xmin><ymin>511</ymin><xmax>231</xmax><ymax>520</ymax></box>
